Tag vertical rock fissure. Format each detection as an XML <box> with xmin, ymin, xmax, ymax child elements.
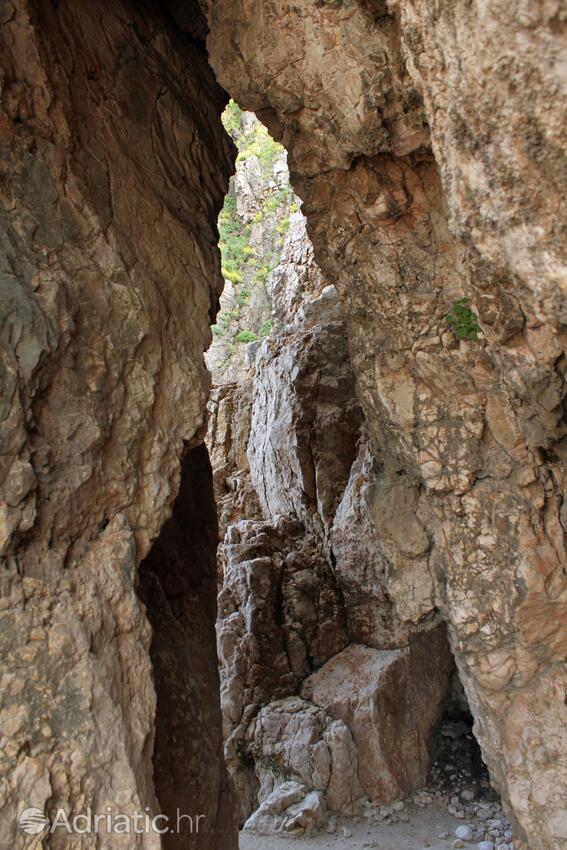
<box><xmin>1</xmin><ymin>2</ymin><xmax>565</xmax><ymax>849</ymax></box>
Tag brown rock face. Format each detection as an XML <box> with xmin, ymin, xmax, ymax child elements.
<box><xmin>301</xmin><ymin>629</ymin><xmax>452</xmax><ymax>805</ymax></box>
<box><xmin>0</xmin><ymin>0</ymin><xmax>233</xmax><ymax>846</ymax></box>
<box><xmin>208</xmin><ymin>3</ymin><xmax>567</xmax><ymax>847</ymax></box>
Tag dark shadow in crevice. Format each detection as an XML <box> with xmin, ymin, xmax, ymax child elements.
<box><xmin>138</xmin><ymin>443</ymin><xmax>237</xmax><ymax>850</ymax></box>
<box><xmin>429</xmin><ymin>668</ymin><xmax>496</xmax><ymax>800</ymax></box>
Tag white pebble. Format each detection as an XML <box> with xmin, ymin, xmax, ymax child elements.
<box><xmin>455</xmin><ymin>825</ymin><xmax>474</xmax><ymax>841</ymax></box>
<box><xmin>478</xmin><ymin>843</ymin><xmax>494</xmax><ymax>850</ymax></box>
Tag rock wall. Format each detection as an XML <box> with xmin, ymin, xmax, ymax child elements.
<box><xmin>0</xmin><ymin>0</ymin><xmax>235</xmax><ymax>846</ymax></box>
<box><xmin>207</xmin><ymin>3</ymin><xmax>567</xmax><ymax>848</ymax></box>
<box><xmin>1</xmin><ymin>1</ymin><xmax>565</xmax><ymax>848</ymax></box>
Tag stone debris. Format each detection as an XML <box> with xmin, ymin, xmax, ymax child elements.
<box><xmin>243</xmin><ymin>782</ymin><xmax>326</xmax><ymax>836</ymax></box>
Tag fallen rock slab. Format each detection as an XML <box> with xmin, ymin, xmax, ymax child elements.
<box><xmin>301</xmin><ymin>633</ymin><xmax>452</xmax><ymax>804</ymax></box>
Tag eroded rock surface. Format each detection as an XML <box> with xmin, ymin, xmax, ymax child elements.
<box><xmin>1</xmin><ymin>2</ymin><xmax>565</xmax><ymax>849</ymax></box>
<box><xmin>301</xmin><ymin>632</ymin><xmax>452</xmax><ymax>806</ymax></box>
<box><xmin>242</xmin><ymin>780</ymin><xmax>327</xmax><ymax>837</ymax></box>
<box><xmin>248</xmin><ymin>698</ymin><xmax>364</xmax><ymax>818</ymax></box>
<box><xmin>0</xmin><ymin>1</ymin><xmax>234</xmax><ymax>847</ymax></box>
<box><xmin>216</xmin><ymin>516</ymin><xmax>350</xmax><ymax>823</ymax></box>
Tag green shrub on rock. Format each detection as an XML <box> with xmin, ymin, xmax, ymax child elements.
<box><xmin>235</xmin><ymin>330</ymin><xmax>258</xmax><ymax>344</ymax></box>
<box><xmin>446</xmin><ymin>298</ymin><xmax>482</xmax><ymax>341</ymax></box>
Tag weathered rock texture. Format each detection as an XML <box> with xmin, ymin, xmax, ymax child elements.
<box><xmin>242</xmin><ymin>779</ymin><xmax>326</xmax><ymax>837</ymax></box>
<box><xmin>301</xmin><ymin>632</ymin><xmax>452</xmax><ymax>805</ymax></box>
<box><xmin>207</xmin><ymin>4</ymin><xmax>567</xmax><ymax>848</ymax></box>
<box><xmin>247</xmin><ymin>698</ymin><xmax>364</xmax><ymax>818</ymax></box>
<box><xmin>0</xmin><ymin>1</ymin><xmax>235</xmax><ymax>847</ymax></box>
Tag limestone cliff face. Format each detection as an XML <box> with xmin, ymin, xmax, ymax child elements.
<box><xmin>0</xmin><ymin>1</ymin><xmax>234</xmax><ymax>847</ymax></box>
<box><xmin>208</xmin><ymin>4</ymin><xmax>567</xmax><ymax>848</ymax></box>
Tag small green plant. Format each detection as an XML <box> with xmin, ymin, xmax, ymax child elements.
<box><xmin>211</xmin><ymin>324</ymin><xmax>224</xmax><ymax>337</ymax></box>
<box><xmin>276</xmin><ymin>216</ymin><xmax>290</xmax><ymax>235</ymax></box>
<box><xmin>446</xmin><ymin>298</ymin><xmax>482</xmax><ymax>341</ymax></box>
<box><xmin>260</xmin><ymin>319</ymin><xmax>272</xmax><ymax>338</ymax></box>
<box><xmin>236</xmin><ymin>285</ymin><xmax>252</xmax><ymax>307</ymax></box>
<box><xmin>235</xmin><ymin>330</ymin><xmax>258</xmax><ymax>344</ymax></box>
<box><xmin>221</xmin><ymin>267</ymin><xmax>243</xmax><ymax>284</ymax></box>
<box><xmin>253</xmin><ymin>264</ymin><xmax>272</xmax><ymax>286</ymax></box>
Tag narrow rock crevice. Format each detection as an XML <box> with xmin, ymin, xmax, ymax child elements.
<box><xmin>138</xmin><ymin>444</ymin><xmax>237</xmax><ymax>850</ymax></box>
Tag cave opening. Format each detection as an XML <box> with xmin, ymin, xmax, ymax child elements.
<box><xmin>429</xmin><ymin>671</ymin><xmax>495</xmax><ymax>803</ymax></box>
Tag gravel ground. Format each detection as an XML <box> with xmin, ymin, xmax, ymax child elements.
<box><xmin>239</xmin><ymin>713</ymin><xmax>513</xmax><ymax>850</ymax></box>
<box><xmin>240</xmin><ymin>801</ymin><xmax>459</xmax><ymax>849</ymax></box>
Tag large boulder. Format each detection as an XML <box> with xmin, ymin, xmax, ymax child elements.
<box><xmin>301</xmin><ymin>629</ymin><xmax>452</xmax><ymax>805</ymax></box>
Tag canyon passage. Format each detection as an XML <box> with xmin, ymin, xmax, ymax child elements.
<box><xmin>0</xmin><ymin>2</ymin><xmax>566</xmax><ymax>850</ymax></box>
